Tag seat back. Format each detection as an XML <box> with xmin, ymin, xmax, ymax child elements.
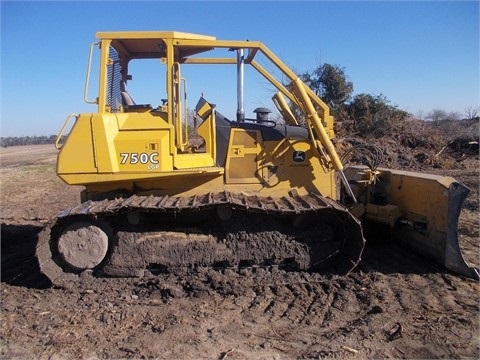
<box><xmin>120</xmin><ymin>81</ymin><xmax>136</xmax><ymax>106</ymax></box>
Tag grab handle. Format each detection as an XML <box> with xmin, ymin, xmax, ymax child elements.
<box><xmin>55</xmin><ymin>113</ymin><xmax>78</xmax><ymax>149</ymax></box>
<box><xmin>84</xmin><ymin>41</ymin><xmax>100</xmax><ymax>104</ymax></box>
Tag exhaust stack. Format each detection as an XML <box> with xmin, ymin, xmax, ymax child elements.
<box><xmin>236</xmin><ymin>49</ymin><xmax>245</xmax><ymax>122</ymax></box>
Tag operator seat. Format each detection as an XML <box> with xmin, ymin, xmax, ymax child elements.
<box><xmin>120</xmin><ymin>81</ymin><xmax>136</xmax><ymax>106</ymax></box>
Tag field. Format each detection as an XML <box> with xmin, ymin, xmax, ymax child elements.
<box><xmin>1</xmin><ymin>144</ymin><xmax>479</xmax><ymax>359</ymax></box>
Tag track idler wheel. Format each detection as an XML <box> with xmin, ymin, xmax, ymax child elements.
<box><xmin>36</xmin><ymin>217</ymin><xmax>112</xmax><ymax>288</ymax></box>
<box><xmin>57</xmin><ymin>221</ymin><xmax>109</xmax><ymax>271</ymax></box>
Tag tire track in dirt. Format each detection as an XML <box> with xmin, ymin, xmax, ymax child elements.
<box><xmin>352</xmin><ymin>270</ymin><xmax>480</xmax><ymax>359</ymax></box>
<box><xmin>281</xmin><ymin>283</ymin><xmax>318</xmax><ymax>323</ymax></box>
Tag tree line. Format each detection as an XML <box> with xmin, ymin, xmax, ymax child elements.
<box><xmin>0</xmin><ymin>135</ymin><xmax>58</xmax><ymax>148</ymax></box>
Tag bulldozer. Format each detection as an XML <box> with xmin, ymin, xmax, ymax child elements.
<box><xmin>36</xmin><ymin>31</ymin><xmax>479</xmax><ymax>287</ymax></box>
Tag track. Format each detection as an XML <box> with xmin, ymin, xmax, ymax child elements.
<box><xmin>36</xmin><ymin>192</ymin><xmax>365</xmax><ymax>288</ymax></box>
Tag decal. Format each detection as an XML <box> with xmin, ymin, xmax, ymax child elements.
<box><xmin>120</xmin><ymin>152</ymin><xmax>159</xmax><ymax>166</ymax></box>
<box><xmin>292</xmin><ymin>151</ymin><xmax>306</xmax><ymax>163</ymax></box>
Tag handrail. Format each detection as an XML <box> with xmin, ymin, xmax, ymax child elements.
<box><xmin>172</xmin><ymin>62</ymin><xmax>181</xmax><ymax>149</ymax></box>
<box><xmin>172</xmin><ymin>62</ymin><xmax>189</xmax><ymax>151</ymax></box>
<box><xmin>84</xmin><ymin>41</ymin><xmax>100</xmax><ymax>104</ymax></box>
<box><xmin>181</xmin><ymin>77</ymin><xmax>189</xmax><ymax>147</ymax></box>
<box><xmin>55</xmin><ymin>113</ymin><xmax>78</xmax><ymax>149</ymax></box>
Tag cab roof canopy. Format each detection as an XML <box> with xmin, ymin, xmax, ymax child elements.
<box><xmin>96</xmin><ymin>31</ymin><xmax>217</xmax><ymax>60</ymax></box>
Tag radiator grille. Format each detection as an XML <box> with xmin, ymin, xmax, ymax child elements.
<box><xmin>106</xmin><ymin>46</ymin><xmax>123</xmax><ymax>112</ymax></box>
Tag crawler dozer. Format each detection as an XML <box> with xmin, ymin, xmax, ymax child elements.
<box><xmin>37</xmin><ymin>31</ymin><xmax>479</xmax><ymax>287</ymax></box>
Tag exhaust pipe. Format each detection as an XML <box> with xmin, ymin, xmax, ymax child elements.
<box><xmin>236</xmin><ymin>49</ymin><xmax>245</xmax><ymax>122</ymax></box>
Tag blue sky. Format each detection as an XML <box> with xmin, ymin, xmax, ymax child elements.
<box><xmin>1</xmin><ymin>1</ymin><xmax>479</xmax><ymax>136</ymax></box>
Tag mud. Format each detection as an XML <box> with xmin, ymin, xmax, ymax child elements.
<box><xmin>1</xmin><ymin>145</ymin><xmax>479</xmax><ymax>359</ymax></box>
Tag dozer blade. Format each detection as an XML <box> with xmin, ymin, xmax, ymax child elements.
<box><xmin>345</xmin><ymin>166</ymin><xmax>479</xmax><ymax>280</ymax></box>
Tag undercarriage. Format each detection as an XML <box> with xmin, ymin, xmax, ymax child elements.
<box><xmin>36</xmin><ymin>192</ymin><xmax>365</xmax><ymax>288</ymax></box>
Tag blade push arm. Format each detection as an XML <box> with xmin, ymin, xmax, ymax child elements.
<box><xmin>292</xmin><ymin>78</ymin><xmax>358</xmax><ymax>203</ymax></box>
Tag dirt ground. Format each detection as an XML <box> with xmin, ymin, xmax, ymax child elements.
<box><xmin>1</xmin><ymin>144</ymin><xmax>479</xmax><ymax>359</ymax></box>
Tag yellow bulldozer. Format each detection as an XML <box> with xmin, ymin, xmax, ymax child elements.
<box><xmin>36</xmin><ymin>31</ymin><xmax>478</xmax><ymax>287</ymax></box>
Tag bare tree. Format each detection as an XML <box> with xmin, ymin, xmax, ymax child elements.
<box><xmin>426</xmin><ymin>109</ymin><xmax>447</xmax><ymax>126</ymax></box>
<box><xmin>416</xmin><ymin>110</ymin><xmax>424</xmax><ymax>121</ymax></box>
<box><xmin>447</xmin><ymin>112</ymin><xmax>461</xmax><ymax>121</ymax></box>
<box><xmin>464</xmin><ymin>106</ymin><xmax>480</xmax><ymax>120</ymax></box>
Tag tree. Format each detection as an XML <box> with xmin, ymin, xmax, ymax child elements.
<box><xmin>300</xmin><ymin>63</ymin><xmax>353</xmax><ymax>113</ymax></box>
<box><xmin>464</xmin><ymin>106</ymin><xmax>480</xmax><ymax>120</ymax></box>
<box><xmin>425</xmin><ymin>109</ymin><xmax>447</xmax><ymax>126</ymax></box>
<box><xmin>416</xmin><ymin>109</ymin><xmax>425</xmax><ymax>121</ymax></box>
<box><xmin>447</xmin><ymin>112</ymin><xmax>461</xmax><ymax>121</ymax></box>
<box><xmin>346</xmin><ymin>93</ymin><xmax>409</xmax><ymax>136</ymax></box>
